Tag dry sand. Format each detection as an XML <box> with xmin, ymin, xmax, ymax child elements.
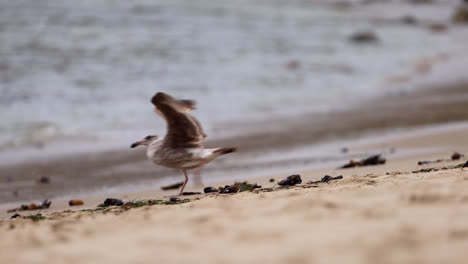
<box><xmin>1</xmin><ymin>125</ymin><xmax>468</xmax><ymax>264</ymax></box>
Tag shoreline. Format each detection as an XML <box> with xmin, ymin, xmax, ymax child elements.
<box><xmin>1</xmin><ymin>119</ymin><xmax>467</xmax><ymax>219</ymax></box>
<box><xmin>1</xmin><ymin>81</ymin><xmax>468</xmax><ymax>205</ymax></box>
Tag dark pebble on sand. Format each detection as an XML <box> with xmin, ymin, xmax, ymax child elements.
<box><xmin>452</xmin><ymin>152</ymin><xmax>463</xmax><ymax>160</ymax></box>
<box><xmin>269</xmin><ymin>178</ymin><xmax>275</xmax><ymax>183</ymax></box>
<box><xmin>278</xmin><ymin>174</ymin><xmax>302</xmax><ymax>186</ymax></box>
<box><xmin>37</xmin><ymin>176</ymin><xmax>50</xmax><ymax>184</ymax></box>
<box><xmin>182</xmin><ymin>192</ymin><xmax>201</xmax><ymax>196</ymax></box>
<box><xmin>204</xmin><ymin>187</ymin><xmax>219</xmax><ymax>193</ymax></box>
<box><xmin>10</xmin><ymin>213</ymin><xmax>21</xmax><ymax>219</ymax></box>
<box><xmin>169</xmin><ymin>196</ymin><xmax>181</xmax><ymax>202</ymax></box>
<box><xmin>104</xmin><ymin>198</ymin><xmax>124</xmax><ymax>207</ymax></box>
<box><xmin>219</xmin><ymin>185</ymin><xmax>240</xmax><ymax>194</ymax></box>
<box><xmin>69</xmin><ymin>200</ymin><xmax>84</xmax><ymax>206</ymax></box>
<box><xmin>321</xmin><ymin>175</ymin><xmax>343</xmax><ymax>183</ymax></box>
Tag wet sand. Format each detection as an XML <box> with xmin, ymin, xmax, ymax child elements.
<box><xmin>1</xmin><ymin>81</ymin><xmax>467</xmax><ymax>204</ymax></box>
<box><xmin>1</xmin><ymin>124</ymin><xmax>467</xmax><ymax>264</ymax></box>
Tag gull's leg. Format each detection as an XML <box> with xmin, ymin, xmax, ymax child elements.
<box><xmin>178</xmin><ymin>169</ymin><xmax>189</xmax><ymax>196</ymax></box>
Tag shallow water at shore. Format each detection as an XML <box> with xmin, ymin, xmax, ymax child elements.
<box><xmin>1</xmin><ymin>0</ymin><xmax>468</xmax><ymax>149</ymax></box>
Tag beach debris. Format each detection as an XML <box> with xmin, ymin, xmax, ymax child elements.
<box><xmin>10</xmin><ymin>213</ymin><xmax>21</xmax><ymax>219</ymax></box>
<box><xmin>24</xmin><ymin>214</ymin><xmax>46</xmax><ymax>221</ymax></box>
<box><xmin>321</xmin><ymin>175</ymin><xmax>344</xmax><ymax>183</ymax></box>
<box><xmin>204</xmin><ymin>187</ymin><xmax>219</xmax><ymax>193</ymax></box>
<box><xmin>340</xmin><ymin>154</ymin><xmax>386</xmax><ymax>169</ymax></box>
<box><xmin>169</xmin><ymin>196</ymin><xmax>181</xmax><ymax>202</ymax></box>
<box><xmin>219</xmin><ymin>185</ymin><xmax>240</xmax><ymax>194</ymax></box>
<box><xmin>463</xmin><ymin>161</ymin><xmax>468</xmax><ymax>168</ymax></box>
<box><xmin>6</xmin><ymin>199</ymin><xmax>51</xmax><ymax>213</ymax></box>
<box><xmin>452</xmin><ymin>3</ymin><xmax>468</xmax><ymax>24</ymax></box>
<box><xmin>451</xmin><ymin>152</ymin><xmax>464</xmax><ymax>160</ymax></box>
<box><xmin>278</xmin><ymin>174</ymin><xmax>302</xmax><ymax>186</ymax></box>
<box><xmin>103</xmin><ymin>198</ymin><xmax>124</xmax><ymax>207</ymax></box>
<box><xmin>400</xmin><ymin>15</ymin><xmax>418</xmax><ymax>25</ymax></box>
<box><xmin>349</xmin><ymin>30</ymin><xmax>379</xmax><ymax>44</ymax></box>
<box><xmin>285</xmin><ymin>60</ymin><xmax>300</xmax><ymax>70</ymax></box>
<box><xmin>69</xmin><ymin>200</ymin><xmax>84</xmax><ymax>206</ymax></box>
<box><xmin>37</xmin><ymin>176</ymin><xmax>50</xmax><ymax>184</ymax></box>
<box><xmin>182</xmin><ymin>192</ymin><xmax>201</xmax><ymax>196</ymax></box>
<box><xmin>235</xmin><ymin>181</ymin><xmax>262</xmax><ymax>192</ymax></box>
<box><xmin>427</xmin><ymin>23</ymin><xmax>448</xmax><ymax>33</ymax></box>
<box><xmin>418</xmin><ymin>153</ymin><xmax>464</xmax><ymax>165</ymax></box>
<box><xmin>161</xmin><ymin>182</ymin><xmax>184</xmax><ymax>190</ymax></box>
<box><xmin>308</xmin><ymin>175</ymin><xmax>344</xmax><ymax>184</ymax></box>
<box><xmin>269</xmin><ymin>178</ymin><xmax>275</xmax><ymax>183</ymax></box>
<box><xmin>418</xmin><ymin>160</ymin><xmax>442</xmax><ymax>165</ymax></box>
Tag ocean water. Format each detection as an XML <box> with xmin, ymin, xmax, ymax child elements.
<box><xmin>1</xmin><ymin>0</ymin><xmax>468</xmax><ymax>152</ymax></box>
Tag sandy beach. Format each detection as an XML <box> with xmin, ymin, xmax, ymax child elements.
<box><xmin>1</xmin><ymin>0</ymin><xmax>468</xmax><ymax>263</ymax></box>
<box><xmin>1</xmin><ymin>122</ymin><xmax>468</xmax><ymax>264</ymax></box>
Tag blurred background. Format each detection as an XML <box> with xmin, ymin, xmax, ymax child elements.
<box><xmin>1</xmin><ymin>0</ymin><xmax>468</xmax><ymax>204</ymax></box>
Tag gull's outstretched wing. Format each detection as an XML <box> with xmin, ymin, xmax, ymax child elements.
<box><xmin>151</xmin><ymin>92</ymin><xmax>206</xmax><ymax>148</ymax></box>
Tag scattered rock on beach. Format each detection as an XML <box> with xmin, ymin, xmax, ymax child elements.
<box><xmin>10</xmin><ymin>213</ymin><xmax>21</xmax><ymax>219</ymax></box>
<box><xmin>341</xmin><ymin>154</ymin><xmax>386</xmax><ymax>169</ymax></box>
<box><xmin>285</xmin><ymin>60</ymin><xmax>300</xmax><ymax>70</ymax></box>
<box><xmin>418</xmin><ymin>160</ymin><xmax>442</xmax><ymax>165</ymax></box>
<box><xmin>269</xmin><ymin>178</ymin><xmax>275</xmax><ymax>183</ymax></box>
<box><xmin>308</xmin><ymin>175</ymin><xmax>344</xmax><ymax>184</ymax></box>
<box><xmin>169</xmin><ymin>196</ymin><xmax>181</xmax><ymax>202</ymax></box>
<box><xmin>278</xmin><ymin>174</ymin><xmax>302</xmax><ymax>186</ymax></box>
<box><xmin>349</xmin><ymin>30</ymin><xmax>379</xmax><ymax>44</ymax></box>
<box><xmin>451</xmin><ymin>152</ymin><xmax>463</xmax><ymax>160</ymax></box>
<box><xmin>219</xmin><ymin>185</ymin><xmax>240</xmax><ymax>194</ymax></box>
<box><xmin>103</xmin><ymin>198</ymin><xmax>124</xmax><ymax>207</ymax></box>
<box><xmin>6</xmin><ymin>199</ymin><xmax>51</xmax><ymax>213</ymax></box>
<box><xmin>321</xmin><ymin>175</ymin><xmax>344</xmax><ymax>183</ymax></box>
<box><xmin>427</xmin><ymin>23</ymin><xmax>448</xmax><ymax>33</ymax></box>
<box><xmin>400</xmin><ymin>15</ymin><xmax>418</xmax><ymax>25</ymax></box>
<box><xmin>452</xmin><ymin>4</ymin><xmax>468</xmax><ymax>24</ymax></box>
<box><xmin>69</xmin><ymin>200</ymin><xmax>84</xmax><ymax>206</ymax></box>
<box><xmin>161</xmin><ymin>182</ymin><xmax>184</xmax><ymax>190</ymax></box>
<box><xmin>37</xmin><ymin>176</ymin><xmax>50</xmax><ymax>184</ymax></box>
<box><xmin>182</xmin><ymin>192</ymin><xmax>201</xmax><ymax>196</ymax></box>
<box><xmin>204</xmin><ymin>187</ymin><xmax>219</xmax><ymax>193</ymax></box>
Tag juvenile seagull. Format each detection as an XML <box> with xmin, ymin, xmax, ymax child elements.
<box><xmin>131</xmin><ymin>92</ymin><xmax>237</xmax><ymax>196</ymax></box>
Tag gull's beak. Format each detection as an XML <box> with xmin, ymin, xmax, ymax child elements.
<box><xmin>130</xmin><ymin>141</ymin><xmax>142</xmax><ymax>148</ymax></box>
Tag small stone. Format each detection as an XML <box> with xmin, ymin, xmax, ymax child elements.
<box><xmin>278</xmin><ymin>174</ymin><xmax>302</xmax><ymax>186</ymax></box>
<box><xmin>219</xmin><ymin>185</ymin><xmax>240</xmax><ymax>194</ymax></box>
<box><xmin>182</xmin><ymin>192</ymin><xmax>201</xmax><ymax>196</ymax></box>
<box><xmin>321</xmin><ymin>175</ymin><xmax>343</xmax><ymax>183</ymax></box>
<box><xmin>269</xmin><ymin>178</ymin><xmax>275</xmax><ymax>183</ymax></box>
<box><xmin>103</xmin><ymin>198</ymin><xmax>124</xmax><ymax>207</ymax></box>
<box><xmin>69</xmin><ymin>200</ymin><xmax>84</xmax><ymax>206</ymax></box>
<box><xmin>427</xmin><ymin>23</ymin><xmax>447</xmax><ymax>33</ymax></box>
<box><xmin>28</xmin><ymin>204</ymin><xmax>38</xmax><ymax>210</ymax></box>
<box><xmin>169</xmin><ymin>196</ymin><xmax>181</xmax><ymax>202</ymax></box>
<box><xmin>463</xmin><ymin>161</ymin><xmax>468</xmax><ymax>168</ymax></box>
<box><xmin>203</xmin><ymin>187</ymin><xmax>219</xmax><ymax>193</ymax></box>
<box><xmin>37</xmin><ymin>176</ymin><xmax>50</xmax><ymax>184</ymax></box>
<box><xmin>349</xmin><ymin>31</ymin><xmax>379</xmax><ymax>43</ymax></box>
<box><xmin>452</xmin><ymin>152</ymin><xmax>462</xmax><ymax>160</ymax></box>
<box><xmin>10</xmin><ymin>213</ymin><xmax>21</xmax><ymax>219</ymax></box>
<box><xmin>401</xmin><ymin>15</ymin><xmax>418</xmax><ymax>25</ymax></box>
